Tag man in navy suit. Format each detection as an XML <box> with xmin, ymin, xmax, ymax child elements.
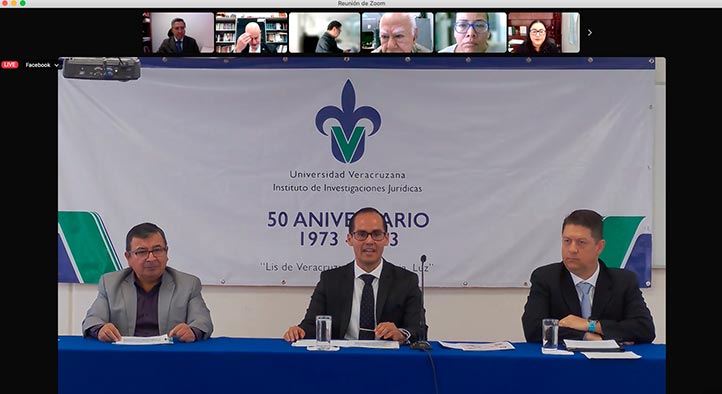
<box><xmin>283</xmin><ymin>207</ymin><xmax>425</xmax><ymax>344</ymax></box>
<box><xmin>157</xmin><ymin>18</ymin><xmax>201</xmax><ymax>54</ymax></box>
<box><xmin>521</xmin><ymin>209</ymin><xmax>655</xmax><ymax>344</ymax></box>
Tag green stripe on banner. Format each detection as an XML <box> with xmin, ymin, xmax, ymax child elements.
<box><xmin>600</xmin><ymin>216</ymin><xmax>644</xmax><ymax>269</ymax></box>
<box><xmin>58</xmin><ymin>211</ymin><xmax>120</xmax><ymax>283</ymax></box>
<box><xmin>89</xmin><ymin>212</ymin><xmax>122</xmax><ymax>270</ymax></box>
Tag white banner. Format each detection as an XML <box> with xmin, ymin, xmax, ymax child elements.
<box><xmin>58</xmin><ymin>58</ymin><xmax>655</xmax><ymax>287</ymax></box>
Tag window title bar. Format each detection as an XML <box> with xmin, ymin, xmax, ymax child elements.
<box><xmin>11</xmin><ymin>0</ymin><xmax>713</xmax><ymax>8</ymax></box>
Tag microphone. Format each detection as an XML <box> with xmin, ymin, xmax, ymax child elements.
<box><xmin>410</xmin><ymin>254</ymin><xmax>431</xmax><ymax>350</ymax></box>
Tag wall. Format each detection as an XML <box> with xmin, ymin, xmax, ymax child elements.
<box><xmin>58</xmin><ymin>59</ymin><xmax>666</xmax><ymax>344</ymax></box>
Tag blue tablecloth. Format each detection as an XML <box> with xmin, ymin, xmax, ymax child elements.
<box><xmin>58</xmin><ymin>336</ymin><xmax>665</xmax><ymax>394</ymax></box>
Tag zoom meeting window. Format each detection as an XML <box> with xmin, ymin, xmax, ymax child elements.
<box><xmin>138</xmin><ymin>10</ymin><xmax>581</xmax><ymax>55</ymax></box>
<box><xmin>5</xmin><ymin>3</ymin><xmax>689</xmax><ymax>284</ymax></box>
<box><xmin>5</xmin><ymin>7</ymin><xmax>685</xmax><ymax>63</ymax></box>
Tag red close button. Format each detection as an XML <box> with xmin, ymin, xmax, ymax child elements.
<box><xmin>1</xmin><ymin>60</ymin><xmax>19</xmax><ymax>69</ymax></box>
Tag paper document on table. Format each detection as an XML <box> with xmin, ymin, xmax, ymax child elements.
<box><xmin>292</xmin><ymin>339</ymin><xmax>399</xmax><ymax>349</ymax></box>
<box><xmin>113</xmin><ymin>334</ymin><xmax>173</xmax><ymax>345</ymax></box>
<box><xmin>541</xmin><ymin>348</ymin><xmax>574</xmax><ymax>355</ymax></box>
<box><xmin>564</xmin><ymin>339</ymin><xmax>622</xmax><ymax>351</ymax></box>
<box><xmin>292</xmin><ymin>339</ymin><xmax>319</xmax><ymax>347</ymax></box>
<box><xmin>438</xmin><ymin>341</ymin><xmax>515</xmax><ymax>351</ymax></box>
<box><xmin>582</xmin><ymin>351</ymin><xmax>641</xmax><ymax>359</ymax></box>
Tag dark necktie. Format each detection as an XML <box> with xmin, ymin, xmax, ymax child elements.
<box><xmin>175</xmin><ymin>41</ymin><xmax>183</xmax><ymax>53</ymax></box>
<box><xmin>359</xmin><ymin>274</ymin><xmax>376</xmax><ymax>340</ymax></box>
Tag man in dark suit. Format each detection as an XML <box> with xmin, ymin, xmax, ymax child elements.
<box><xmin>283</xmin><ymin>207</ymin><xmax>425</xmax><ymax>344</ymax></box>
<box><xmin>315</xmin><ymin>20</ymin><xmax>345</xmax><ymax>53</ymax></box>
<box><xmin>157</xmin><ymin>17</ymin><xmax>201</xmax><ymax>54</ymax></box>
<box><xmin>521</xmin><ymin>209</ymin><xmax>655</xmax><ymax>344</ymax></box>
<box><xmin>234</xmin><ymin>22</ymin><xmax>276</xmax><ymax>54</ymax></box>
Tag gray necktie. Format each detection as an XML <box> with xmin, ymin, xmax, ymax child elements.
<box><xmin>577</xmin><ymin>281</ymin><xmax>593</xmax><ymax>319</ymax></box>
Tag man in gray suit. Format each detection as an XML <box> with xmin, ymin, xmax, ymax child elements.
<box><xmin>82</xmin><ymin>222</ymin><xmax>213</xmax><ymax>342</ymax></box>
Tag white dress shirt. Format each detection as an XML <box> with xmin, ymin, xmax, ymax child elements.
<box><xmin>344</xmin><ymin>262</ymin><xmax>383</xmax><ymax>340</ymax></box>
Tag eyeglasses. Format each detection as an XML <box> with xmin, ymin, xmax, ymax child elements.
<box><xmin>530</xmin><ymin>29</ymin><xmax>547</xmax><ymax>36</ymax></box>
<box><xmin>453</xmin><ymin>21</ymin><xmax>489</xmax><ymax>34</ymax></box>
<box><xmin>130</xmin><ymin>246</ymin><xmax>167</xmax><ymax>259</ymax></box>
<box><xmin>351</xmin><ymin>230</ymin><xmax>386</xmax><ymax>241</ymax></box>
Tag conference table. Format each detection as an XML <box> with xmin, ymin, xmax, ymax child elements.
<box><xmin>58</xmin><ymin>336</ymin><xmax>665</xmax><ymax>394</ymax></box>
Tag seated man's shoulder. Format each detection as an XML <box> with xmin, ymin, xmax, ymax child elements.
<box><xmin>535</xmin><ymin>261</ymin><xmax>563</xmax><ymax>272</ymax></box>
<box><xmin>103</xmin><ymin>267</ymin><xmax>132</xmax><ymax>279</ymax></box>
<box><xmin>320</xmin><ymin>261</ymin><xmax>352</xmax><ymax>276</ymax></box>
<box><xmin>384</xmin><ymin>260</ymin><xmax>417</xmax><ymax>277</ymax></box>
<box><xmin>606</xmin><ymin>266</ymin><xmax>640</xmax><ymax>283</ymax></box>
<box><xmin>414</xmin><ymin>43</ymin><xmax>432</xmax><ymax>53</ymax></box>
<box><xmin>97</xmin><ymin>267</ymin><xmax>133</xmax><ymax>288</ymax></box>
<box><xmin>165</xmin><ymin>266</ymin><xmax>201</xmax><ymax>283</ymax></box>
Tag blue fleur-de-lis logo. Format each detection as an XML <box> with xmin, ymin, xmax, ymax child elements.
<box><xmin>315</xmin><ymin>80</ymin><xmax>382</xmax><ymax>164</ymax></box>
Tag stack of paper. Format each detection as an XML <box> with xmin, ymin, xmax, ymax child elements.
<box><xmin>563</xmin><ymin>339</ymin><xmax>623</xmax><ymax>352</ymax></box>
<box><xmin>113</xmin><ymin>334</ymin><xmax>173</xmax><ymax>345</ymax></box>
<box><xmin>581</xmin><ymin>351</ymin><xmax>641</xmax><ymax>359</ymax></box>
<box><xmin>541</xmin><ymin>348</ymin><xmax>574</xmax><ymax>355</ymax></box>
<box><xmin>563</xmin><ymin>339</ymin><xmax>641</xmax><ymax>359</ymax></box>
<box><xmin>438</xmin><ymin>341</ymin><xmax>515</xmax><ymax>351</ymax></box>
<box><xmin>291</xmin><ymin>339</ymin><xmax>399</xmax><ymax>349</ymax></box>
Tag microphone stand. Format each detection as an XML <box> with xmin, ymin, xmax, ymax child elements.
<box><xmin>410</xmin><ymin>254</ymin><xmax>431</xmax><ymax>350</ymax></box>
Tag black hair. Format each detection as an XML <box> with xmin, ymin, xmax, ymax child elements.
<box><xmin>125</xmin><ymin>222</ymin><xmax>167</xmax><ymax>251</ymax></box>
<box><xmin>348</xmin><ymin>207</ymin><xmax>387</xmax><ymax>233</ymax></box>
<box><xmin>327</xmin><ymin>20</ymin><xmax>342</xmax><ymax>31</ymax></box>
<box><xmin>562</xmin><ymin>209</ymin><xmax>603</xmax><ymax>242</ymax></box>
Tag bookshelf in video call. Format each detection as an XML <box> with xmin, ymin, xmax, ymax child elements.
<box><xmin>142</xmin><ymin>12</ymin><xmax>152</xmax><ymax>53</ymax></box>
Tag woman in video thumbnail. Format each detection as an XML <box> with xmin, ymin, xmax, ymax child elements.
<box><xmin>515</xmin><ymin>19</ymin><xmax>559</xmax><ymax>54</ymax></box>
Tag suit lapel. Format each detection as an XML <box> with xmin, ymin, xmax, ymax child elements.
<box><xmin>591</xmin><ymin>262</ymin><xmax>612</xmax><ymax>318</ymax></box>
<box><xmin>559</xmin><ymin>265</ymin><xmax>583</xmax><ymax>317</ymax></box>
<box><xmin>338</xmin><ymin>262</ymin><xmax>355</xmax><ymax>337</ymax></box>
<box><xmin>376</xmin><ymin>260</ymin><xmax>392</xmax><ymax>320</ymax></box>
<box><xmin>157</xmin><ymin>270</ymin><xmax>175</xmax><ymax>336</ymax></box>
<box><xmin>122</xmin><ymin>273</ymin><xmax>137</xmax><ymax>336</ymax></box>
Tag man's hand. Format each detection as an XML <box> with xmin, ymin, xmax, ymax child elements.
<box><xmin>97</xmin><ymin>323</ymin><xmax>121</xmax><ymax>343</ymax></box>
<box><xmin>375</xmin><ymin>322</ymin><xmax>405</xmax><ymax>342</ymax></box>
<box><xmin>558</xmin><ymin>314</ymin><xmax>589</xmax><ymax>332</ymax></box>
<box><xmin>583</xmin><ymin>332</ymin><xmax>603</xmax><ymax>340</ymax></box>
<box><xmin>169</xmin><ymin>323</ymin><xmax>197</xmax><ymax>343</ymax></box>
<box><xmin>235</xmin><ymin>33</ymin><xmax>252</xmax><ymax>52</ymax></box>
<box><xmin>283</xmin><ymin>326</ymin><xmax>305</xmax><ymax>342</ymax></box>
